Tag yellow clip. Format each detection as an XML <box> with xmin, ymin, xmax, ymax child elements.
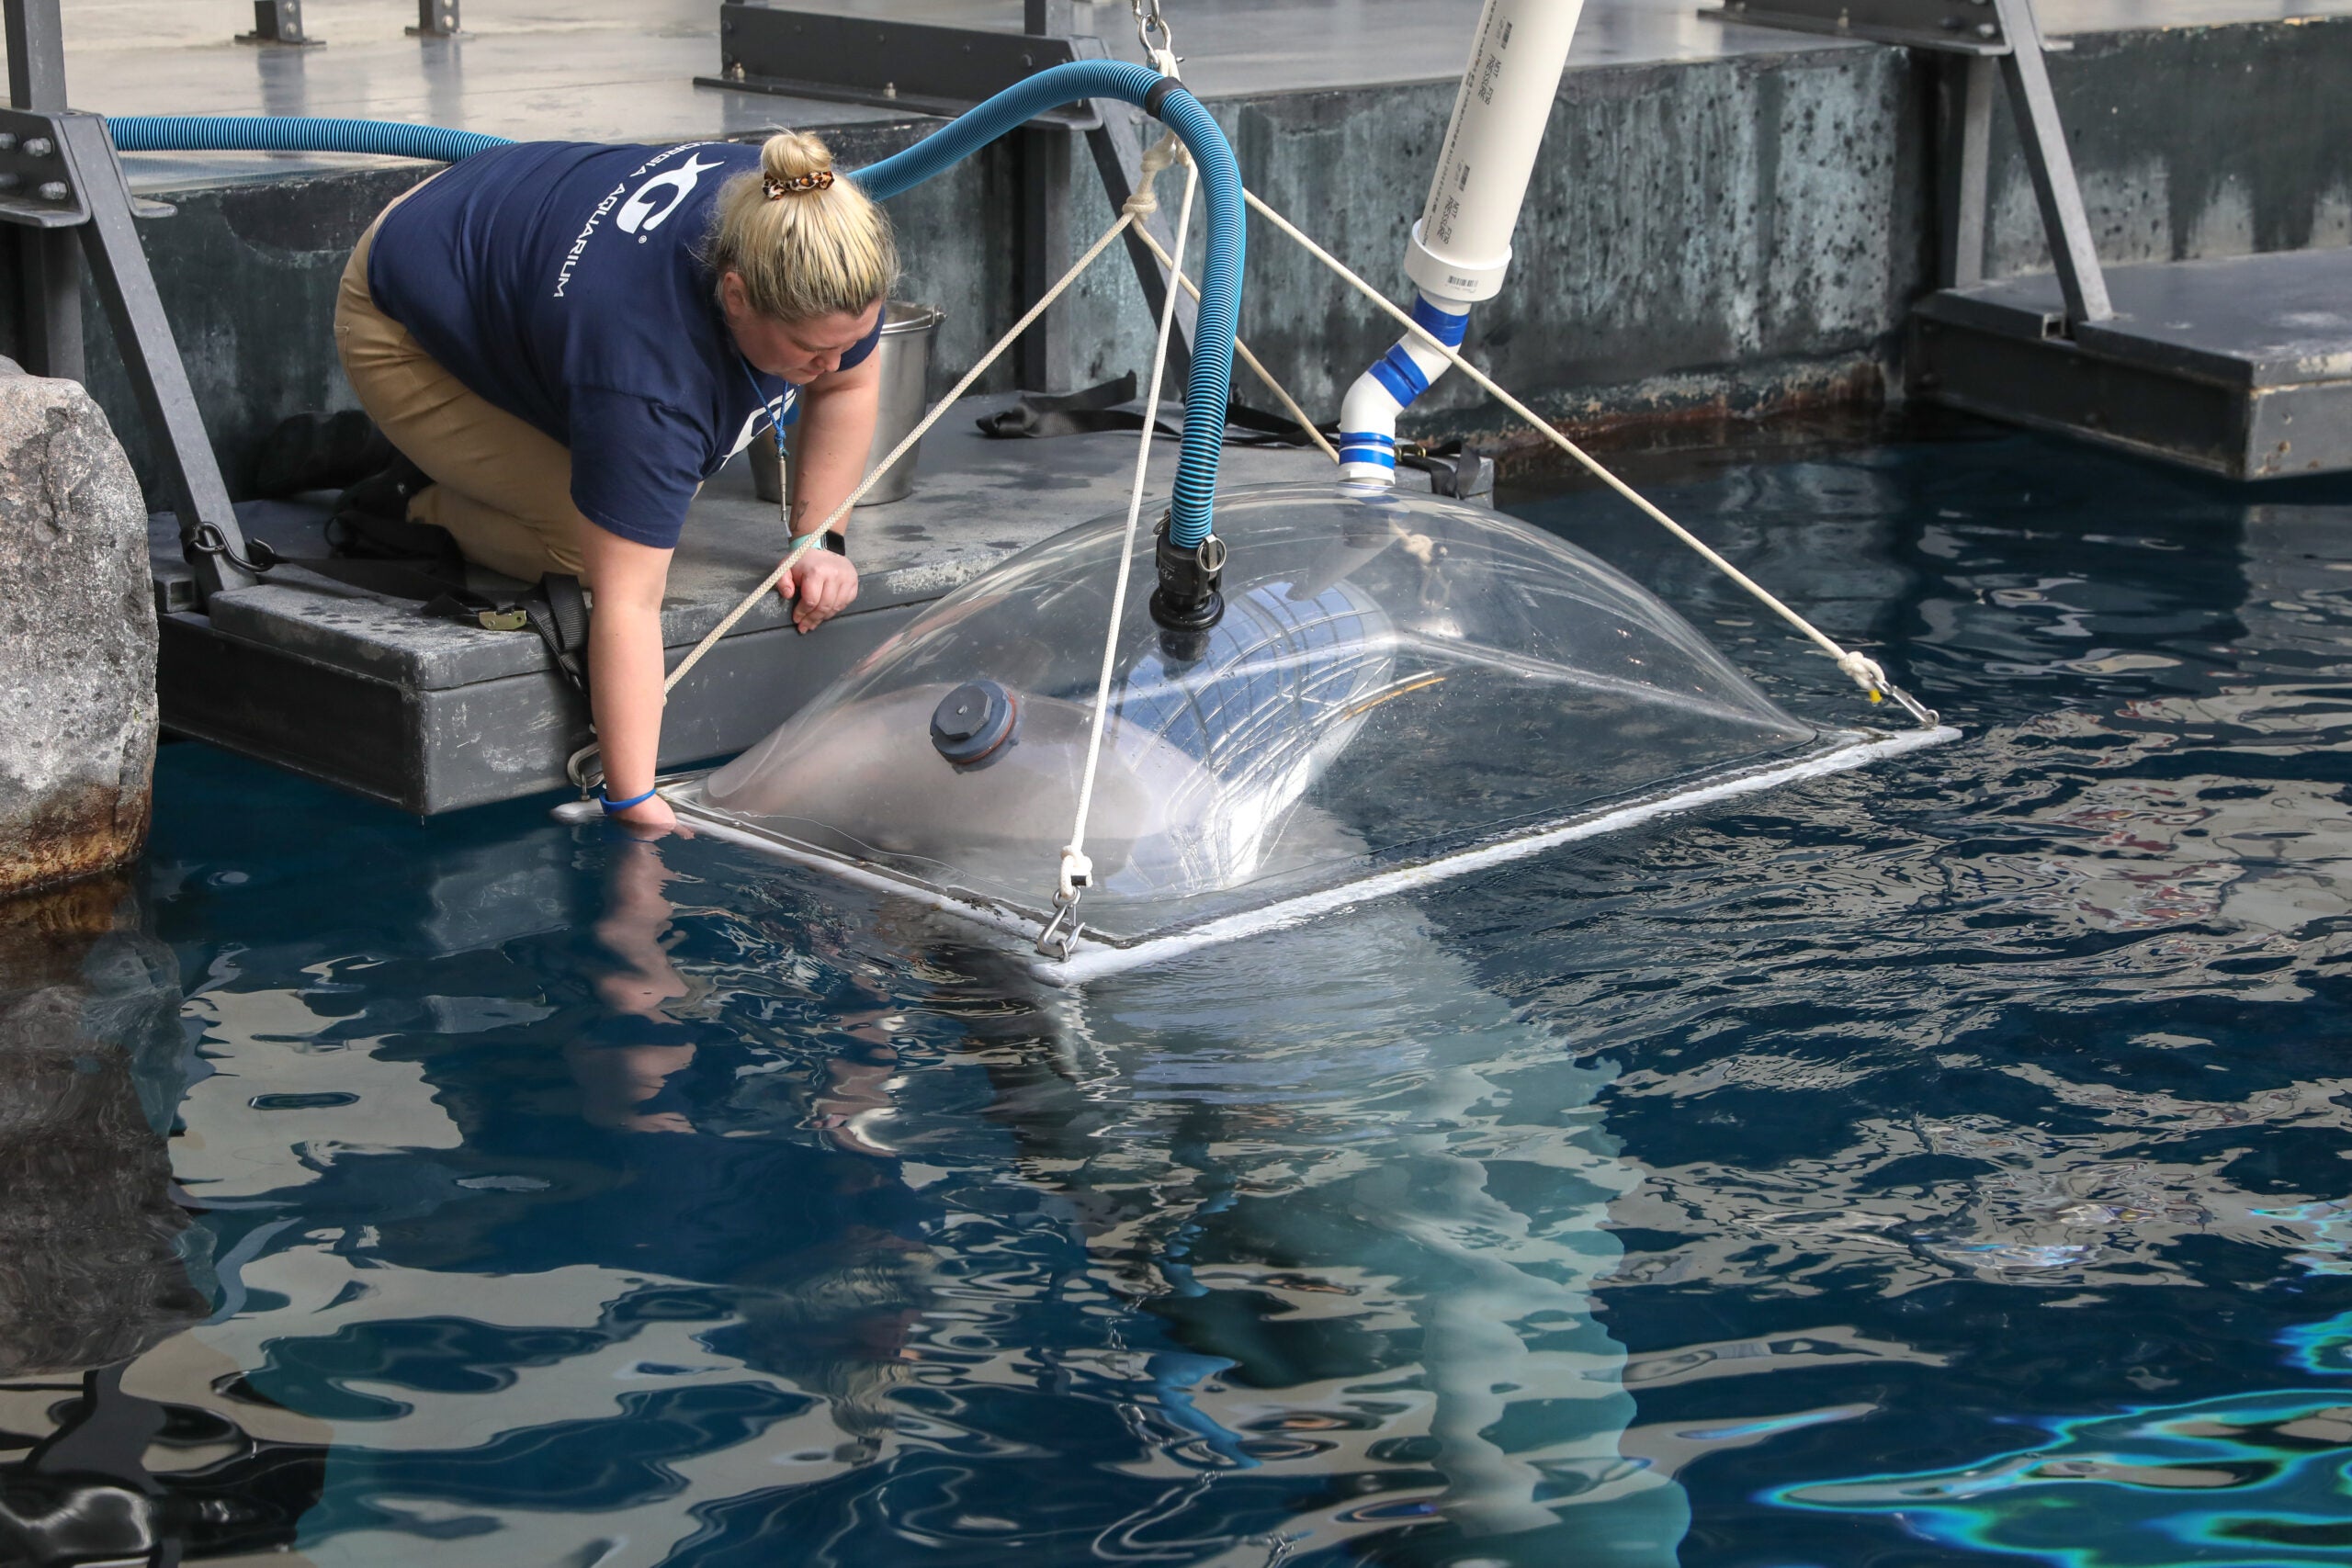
<box><xmin>478</xmin><ymin>608</ymin><xmax>530</xmax><ymax>633</ymax></box>
<box><xmin>1868</xmin><ymin>689</ymin><xmax>1884</xmax><ymax>704</ymax></box>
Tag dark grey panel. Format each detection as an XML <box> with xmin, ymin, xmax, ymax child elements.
<box><xmin>1920</xmin><ymin>250</ymin><xmax>2352</xmax><ymax>389</ymax></box>
<box><xmin>1914</xmin><ymin>309</ymin><xmax>2304</xmax><ymax>479</ymax></box>
<box><xmin>2244</xmin><ymin>385</ymin><xmax>2352</xmax><ymax>481</ymax></box>
<box><xmin>160</xmin><ymin>599</ymin><xmax>923</xmax><ymax>815</ymax></box>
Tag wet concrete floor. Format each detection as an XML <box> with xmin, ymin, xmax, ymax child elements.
<box><xmin>39</xmin><ymin>0</ymin><xmax>2352</xmax><ymax>185</ymax></box>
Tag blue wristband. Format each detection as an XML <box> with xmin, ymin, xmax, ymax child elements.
<box><xmin>599</xmin><ymin>785</ymin><xmax>659</xmax><ymax>814</ymax></box>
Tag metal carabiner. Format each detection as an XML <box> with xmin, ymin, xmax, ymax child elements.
<box><xmin>1035</xmin><ymin>896</ymin><xmax>1086</xmax><ymax>961</ymax></box>
<box><xmin>1883</xmin><ymin>682</ymin><xmax>1942</xmax><ymax>730</ymax></box>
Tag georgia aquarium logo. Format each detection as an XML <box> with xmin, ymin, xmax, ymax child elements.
<box><xmin>616</xmin><ymin>152</ymin><xmax>726</xmax><ymax>240</ymax></box>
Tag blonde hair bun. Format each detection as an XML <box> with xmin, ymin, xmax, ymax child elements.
<box><xmin>708</xmin><ymin>129</ymin><xmax>899</xmax><ymax>325</ymax></box>
<box><xmin>761</xmin><ymin>130</ymin><xmax>834</xmax><ymax>183</ymax></box>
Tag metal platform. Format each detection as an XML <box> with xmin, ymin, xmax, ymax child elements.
<box><xmin>151</xmin><ymin>399</ymin><xmax>1344</xmax><ymax>815</ymax></box>
<box><xmin>1708</xmin><ymin>0</ymin><xmax>2352</xmax><ymax>479</ymax></box>
<box><xmin>1915</xmin><ymin>249</ymin><xmax>2352</xmax><ymax>479</ymax></box>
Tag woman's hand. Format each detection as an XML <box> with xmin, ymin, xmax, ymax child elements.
<box><xmin>775</xmin><ymin>345</ymin><xmax>877</xmax><ymax>633</ymax></box>
<box><xmin>607</xmin><ymin>792</ymin><xmax>691</xmax><ymax>840</ymax></box>
<box><xmin>781</xmin><ymin>547</ymin><xmax>859</xmax><ymax>633</ymax></box>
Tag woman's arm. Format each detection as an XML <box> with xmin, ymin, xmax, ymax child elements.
<box><xmin>780</xmin><ymin>350</ymin><xmax>882</xmax><ymax>632</ymax></box>
<box><xmin>581</xmin><ymin>524</ymin><xmax>684</xmax><ymax>834</ymax></box>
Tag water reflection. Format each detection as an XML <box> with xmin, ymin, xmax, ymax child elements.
<box><xmin>1510</xmin><ymin>428</ymin><xmax>2352</xmax><ymax>1563</ymax></box>
<box><xmin>0</xmin><ymin>876</ymin><xmax>319</xmax><ymax>1565</ymax></box>
<box><xmin>1038</xmin><ymin>906</ymin><xmax>1688</xmax><ymax>1555</ymax></box>
<box><xmin>1772</xmin><ymin>1314</ymin><xmax>2352</xmax><ymax>1565</ymax></box>
<box><xmin>36</xmin><ymin>423</ymin><xmax>2352</xmax><ymax>1563</ymax></box>
<box><xmin>81</xmin><ymin>805</ymin><xmax>1693</xmax><ymax>1562</ymax></box>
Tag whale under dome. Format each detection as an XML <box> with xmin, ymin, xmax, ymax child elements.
<box><xmin>672</xmin><ymin>483</ymin><xmax>1927</xmax><ymax>964</ymax></box>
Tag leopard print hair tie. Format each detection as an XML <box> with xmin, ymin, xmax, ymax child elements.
<box><xmin>763</xmin><ymin>170</ymin><xmax>835</xmax><ymax>199</ymax></box>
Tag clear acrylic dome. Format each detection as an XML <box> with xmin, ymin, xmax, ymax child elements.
<box><xmin>678</xmin><ymin>483</ymin><xmax>1855</xmax><ymax>947</ymax></box>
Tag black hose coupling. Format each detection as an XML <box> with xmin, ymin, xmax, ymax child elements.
<box><xmin>1148</xmin><ymin>513</ymin><xmax>1226</xmax><ymax>663</ymax></box>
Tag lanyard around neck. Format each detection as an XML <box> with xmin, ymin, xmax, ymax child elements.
<box><xmin>736</xmin><ymin>354</ymin><xmax>797</xmax><ymax>434</ymax></box>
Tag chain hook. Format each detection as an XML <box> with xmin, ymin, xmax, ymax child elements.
<box><xmin>1129</xmin><ymin>0</ymin><xmax>1177</xmax><ymax>65</ymax></box>
<box><xmin>186</xmin><ymin>521</ymin><xmax>280</xmax><ymax>577</ymax></box>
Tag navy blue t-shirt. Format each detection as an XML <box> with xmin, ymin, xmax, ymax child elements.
<box><xmin>368</xmin><ymin>141</ymin><xmax>882</xmax><ymax>549</ymax></box>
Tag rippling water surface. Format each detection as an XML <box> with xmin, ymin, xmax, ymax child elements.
<box><xmin>28</xmin><ymin>426</ymin><xmax>2352</xmax><ymax>1565</ymax></box>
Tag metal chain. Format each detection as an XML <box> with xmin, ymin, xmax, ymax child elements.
<box><xmin>1129</xmin><ymin>0</ymin><xmax>1175</xmax><ymax>61</ymax></box>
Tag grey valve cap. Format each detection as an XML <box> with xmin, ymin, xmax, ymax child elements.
<box><xmin>929</xmin><ymin>680</ymin><xmax>1019</xmax><ymax>768</ymax></box>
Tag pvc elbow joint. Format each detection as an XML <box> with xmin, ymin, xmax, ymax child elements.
<box><xmin>1338</xmin><ymin>294</ymin><xmax>1470</xmax><ymax>486</ymax></box>
<box><xmin>1338</xmin><ymin>370</ymin><xmax>1403</xmax><ymax>485</ymax></box>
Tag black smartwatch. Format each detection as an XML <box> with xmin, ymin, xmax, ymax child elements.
<box><xmin>816</xmin><ymin>528</ymin><xmax>849</xmax><ymax>559</ymax></box>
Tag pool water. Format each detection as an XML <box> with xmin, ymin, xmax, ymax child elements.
<box><xmin>18</xmin><ymin>423</ymin><xmax>2352</xmax><ymax>1565</ymax></box>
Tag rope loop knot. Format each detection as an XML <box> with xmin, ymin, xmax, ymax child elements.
<box><xmin>1121</xmin><ymin>131</ymin><xmax>1187</xmax><ymax>219</ymax></box>
<box><xmin>1836</xmin><ymin>650</ymin><xmax>1889</xmax><ymax>701</ymax></box>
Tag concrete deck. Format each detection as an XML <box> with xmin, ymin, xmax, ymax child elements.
<box><xmin>81</xmin><ymin>0</ymin><xmax>1842</xmax><ymax>197</ymax></box>
<box><xmin>40</xmin><ymin>0</ymin><xmax>2352</xmax><ymax>190</ymax></box>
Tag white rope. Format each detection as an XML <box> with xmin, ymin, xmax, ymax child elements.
<box><xmin>615</xmin><ymin>120</ymin><xmax>1927</xmax><ymax>818</ymax></box>
<box><xmin>1057</xmin><ymin>151</ymin><xmax>1203</xmax><ymax>908</ymax></box>
<box><xmin>1125</xmin><ymin>220</ymin><xmax>1338</xmax><ymax>463</ymax></box>
<box><xmin>659</xmin><ymin>206</ymin><xmax>1146</xmax><ymax>700</ymax></box>
<box><xmin>1241</xmin><ymin>188</ymin><xmax>1938</xmax><ymax>728</ymax></box>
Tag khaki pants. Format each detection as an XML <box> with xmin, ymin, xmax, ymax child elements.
<box><xmin>334</xmin><ymin>190</ymin><xmax>591</xmax><ymax>581</ymax></box>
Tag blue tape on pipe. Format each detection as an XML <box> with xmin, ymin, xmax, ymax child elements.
<box><xmin>1369</xmin><ymin>344</ymin><xmax>1430</xmax><ymax>408</ymax></box>
<box><xmin>1409</xmin><ymin>292</ymin><xmax>1471</xmax><ymax>347</ymax></box>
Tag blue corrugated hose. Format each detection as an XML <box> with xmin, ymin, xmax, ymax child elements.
<box><xmin>855</xmin><ymin>62</ymin><xmax>1242</xmax><ymax>548</ymax></box>
<box><xmin>108</xmin><ymin>59</ymin><xmax>1243</xmax><ymax>546</ymax></box>
<box><xmin>107</xmin><ymin>115</ymin><xmax>513</xmax><ymax>164</ymax></box>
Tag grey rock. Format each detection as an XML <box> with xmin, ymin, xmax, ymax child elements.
<box><xmin>0</xmin><ymin>357</ymin><xmax>158</xmax><ymax>899</ymax></box>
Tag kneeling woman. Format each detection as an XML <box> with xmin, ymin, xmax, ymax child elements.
<box><xmin>336</xmin><ymin>130</ymin><xmax>894</xmax><ymax>834</ymax></box>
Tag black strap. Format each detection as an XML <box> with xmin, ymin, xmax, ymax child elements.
<box><xmin>323</xmin><ymin>503</ymin><xmax>468</xmax><ymax>568</ymax></box>
<box><xmin>232</xmin><ymin>505</ymin><xmax>594</xmax><ymax>701</ymax></box>
<box><xmin>528</xmin><ymin>572</ymin><xmax>594</xmax><ymax>698</ymax></box>
<box><xmin>977</xmin><ymin>373</ymin><xmax>1332</xmax><ymax>448</ymax></box>
<box><xmin>974</xmin><ymin>373</ymin><xmax>1178</xmax><ymax>439</ymax></box>
<box><xmin>284</xmin><ymin>556</ymin><xmax>472</xmax><ymax>604</ymax></box>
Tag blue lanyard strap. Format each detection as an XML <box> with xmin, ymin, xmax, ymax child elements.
<box><xmin>737</xmin><ymin>355</ymin><xmax>797</xmax><ymax>434</ymax></box>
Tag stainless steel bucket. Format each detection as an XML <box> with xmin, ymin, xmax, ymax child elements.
<box><xmin>751</xmin><ymin>300</ymin><xmax>944</xmax><ymax>508</ymax></box>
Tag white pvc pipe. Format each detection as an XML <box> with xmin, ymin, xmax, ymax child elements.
<box><xmin>1406</xmin><ymin>0</ymin><xmax>1586</xmax><ymax>305</ymax></box>
<box><xmin>1338</xmin><ymin>0</ymin><xmax>1583</xmax><ymax>484</ymax></box>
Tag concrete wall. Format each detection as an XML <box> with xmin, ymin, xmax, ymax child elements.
<box><xmin>1982</xmin><ymin>20</ymin><xmax>2352</xmax><ymax>278</ymax></box>
<box><xmin>1219</xmin><ymin>44</ymin><xmax>1929</xmax><ymax>437</ymax></box>
<box><xmin>12</xmin><ymin>16</ymin><xmax>2351</xmax><ymax>508</ymax></box>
